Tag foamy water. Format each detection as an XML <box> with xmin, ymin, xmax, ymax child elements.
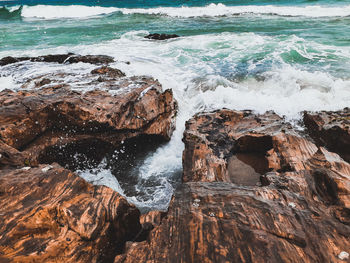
<box><xmin>117</xmin><ymin>3</ymin><xmax>350</xmax><ymax>18</ymax></box>
<box><xmin>13</xmin><ymin>3</ymin><xmax>350</xmax><ymax>19</ymax></box>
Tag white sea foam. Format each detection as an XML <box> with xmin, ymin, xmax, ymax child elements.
<box><xmin>21</xmin><ymin>5</ymin><xmax>118</xmax><ymax>19</ymax></box>
<box><xmin>118</xmin><ymin>3</ymin><xmax>350</xmax><ymax>18</ymax></box>
<box><xmin>0</xmin><ymin>76</ymin><xmax>15</xmax><ymax>91</ymax></box>
<box><xmin>17</xmin><ymin>3</ymin><xmax>350</xmax><ymax>20</ymax></box>
<box><xmin>78</xmin><ymin>160</ymin><xmax>125</xmax><ymax>195</ymax></box>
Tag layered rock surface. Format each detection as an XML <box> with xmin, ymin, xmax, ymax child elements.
<box><xmin>0</xmin><ymin>164</ymin><xmax>141</xmax><ymax>263</ymax></box>
<box><xmin>304</xmin><ymin>108</ymin><xmax>350</xmax><ymax>163</ymax></box>
<box><xmin>0</xmin><ymin>63</ymin><xmax>177</xmax><ymax>262</ymax></box>
<box><xmin>116</xmin><ymin>109</ymin><xmax>350</xmax><ymax>263</ymax></box>
<box><xmin>0</xmin><ymin>67</ymin><xmax>177</xmax><ymax>169</ymax></box>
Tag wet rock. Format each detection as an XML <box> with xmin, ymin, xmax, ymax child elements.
<box><xmin>91</xmin><ymin>66</ymin><xmax>126</xmax><ymax>78</ymax></box>
<box><xmin>182</xmin><ymin>110</ymin><xmax>282</xmax><ymax>183</ymax></box>
<box><xmin>65</xmin><ymin>54</ymin><xmax>114</xmax><ymax>65</ymax></box>
<box><xmin>35</xmin><ymin>78</ymin><xmax>51</xmax><ymax>87</ymax></box>
<box><xmin>0</xmin><ymin>140</ymin><xmax>27</xmax><ymax>168</ymax></box>
<box><xmin>0</xmin><ymin>56</ymin><xmax>22</xmax><ymax>66</ymax></box>
<box><xmin>0</xmin><ymin>67</ymin><xmax>177</xmax><ymax>261</ymax></box>
<box><xmin>144</xmin><ymin>33</ymin><xmax>180</xmax><ymax>40</ymax></box>
<box><xmin>0</xmin><ymin>164</ymin><xmax>141</xmax><ymax>262</ymax></box>
<box><xmin>33</xmin><ymin>53</ymin><xmax>74</xmax><ymax>63</ymax></box>
<box><xmin>116</xmin><ymin>181</ymin><xmax>350</xmax><ymax>263</ymax></box>
<box><xmin>116</xmin><ymin>109</ymin><xmax>350</xmax><ymax>263</ymax></box>
<box><xmin>304</xmin><ymin>108</ymin><xmax>350</xmax><ymax>162</ymax></box>
<box><xmin>0</xmin><ymin>76</ymin><xmax>177</xmax><ymax>167</ymax></box>
<box><xmin>0</xmin><ymin>53</ymin><xmax>114</xmax><ymax>66</ymax></box>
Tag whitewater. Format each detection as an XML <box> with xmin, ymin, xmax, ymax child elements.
<box><xmin>4</xmin><ymin>3</ymin><xmax>350</xmax><ymax>19</ymax></box>
<box><xmin>1</xmin><ymin>0</ymin><xmax>350</xmax><ymax>211</ymax></box>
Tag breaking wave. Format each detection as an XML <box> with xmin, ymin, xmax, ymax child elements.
<box><xmin>15</xmin><ymin>3</ymin><xmax>350</xmax><ymax>20</ymax></box>
<box><xmin>0</xmin><ymin>5</ymin><xmax>22</xmax><ymax>19</ymax></box>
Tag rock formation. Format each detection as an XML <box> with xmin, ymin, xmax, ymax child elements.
<box><xmin>0</xmin><ymin>68</ymin><xmax>177</xmax><ymax>169</ymax></box>
<box><xmin>0</xmin><ymin>53</ymin><xmax>114</xmax><ymax>66</ymax></box>
<box><xmin>1</xmin><ymin>53</ymin><xmax>349</xmax><ymax>262</ymax></box>
<box><xmin>144</xmin><ymin>33</ymin><xmax>180</xmax><ymax>40</ymax></box>
<box><xmin>0</xmin><ymin>63</ymin><xmax>177</xmax><ymax>262</ymax></box>
<box><xmin>304</xmin><ymin>108</ymin><xmax>350</xmax><ymax>163</ymax></box>
<box><xmin>116</xmin><ymin>109</ymin><xmax>350</xmax><ymax>263</ymax></box>
<box><xmin>0</xmin><ymin>164</ymin><xmax>141</xmax><ymax>262</ymax></box>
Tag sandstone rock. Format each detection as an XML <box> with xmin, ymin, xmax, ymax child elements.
<box><xmin>0</xmin><ymin>74</ymin><xmax>177</xmax><ymax>168</ymax></box>
<box><xmin>116</xmin><ymin>182</ymin><xmax>350</xmax><ymax>263</ymax></box>
<box><xmin>116</xmin><ymin>109</ymin><xmax>350</xmax><ymax>263</ymax></box>
<box><xmin>0</xmin><ymin>164</ymin><xmax>141</xmax><ymax>262</ymax></box>
<box><xmin>0</xmin><ymin>53</ymin><xmax>114</xmax><ymax>66</ymax></box>
<box><xmin>0</xmin><ymin>63</ymin><xmax>178</xmax><ymax>262</ymax></box>
<box><xmin>304</xmin><ymin>108</ymin><xmax>350</xmax><ymax>162</ymax></box>
<box><xmin>144</xmin><ymin>33</ymin><xmax>180</xmax><ymax>40</ymax></box>
<box><xmin>182</xmin><ymin>110</ymin><xmax>285</xmax><ymax>183</ymax></box>
<box><xmin>0</xmin><ymin>140</ymin><xmax>27</xmax><ymax>168</ymax></box>
<box><xmin>140</xmin><ymin>210</ymin><xmax>166</xmax><ymax>227</ymax></box>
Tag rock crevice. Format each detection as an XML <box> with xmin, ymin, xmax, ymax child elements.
<box><xmin>116</xmin><ymin>108</ymin><xmax>350</xmax><ymax>263</ymax></box>
<box><xmin>0</xmin><ymin>64</ymin><xmax>177</xmax><ymax>262</ymax></box>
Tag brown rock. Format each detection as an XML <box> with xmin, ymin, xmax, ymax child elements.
<box><xmin>0</xmin><ymin>164</ymin><xmax>141</xmax><ymax>262</ymax></box>
<box><xmin>304</xmin><ymin>108</ymin><xmax>350</xmax><ymax>162</ymax></box>
<box><xmin>116</xmin><ymin>109</ymin><xmax>350</xmax><ymax>263</ymax></box>
<box><xmin>182</xmin><ymin>110</ymin><xmax>283</xmax><ymax>183</ymax></box>
<box><xmin>91</xmin><ymin>66</ymin><xmax>126</xmax><ymax>78</ymax></box>
<box><xmin>140</xmin><ymin>211</ymin><xmax>166</xmax><ymax>227</ymax></box>
<box><xmin>0</xmin><ymin>53</ymin><xmax>114</xmax><ymax>66</ymax></box>
<box><xmin>0</xmin><ymin>65</ymin><xmax>178</xmax><ymax>262</ymax></box>
<box><xmin>65</xmin><ymin>54</ymin><xmax>114</xmax><ymax>65</ymax></box>
<box><xmin>0</xmin><ymin>75</ymin><xmax>177</xmax><ymax>167</ymax></box>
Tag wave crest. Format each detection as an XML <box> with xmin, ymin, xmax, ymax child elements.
<box><xmin>9</xmin><ymin>3</ymin><xmax>350</xmax><ymax>20</ymax></box>
<box><xmin>118</xmin><ymin>3</ymin><xmax>350</xmax><ymax>18</ymax></box>
<box><xmin>21</xmin><ymin>5</ymin><xmax>118</xmax><ymax>19</ymax></box>
<box><xmin>0</xmin><ymin>5</ymin><xmax>22</xmax><ymax>20</ymax></box>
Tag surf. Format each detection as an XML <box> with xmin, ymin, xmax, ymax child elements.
<box><xmin>0</xmin><ymin>5</ymin><xmax>22</xmax><ymax>19</ymax></box>
<box><xmin>116</xmin><ymin>3</ymin><xmax>350</xmax><ymax>18</ymax></box>
<box><xmin>11</xmin><ymin>3</ymin><xmax>350</xmax><ymax>20</ymax></box>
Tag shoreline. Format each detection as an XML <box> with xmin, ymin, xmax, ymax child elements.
<box><xmin>0</xmin><ymin>55</ymin><xmax>350</xmax><ymax>262</ymax></box>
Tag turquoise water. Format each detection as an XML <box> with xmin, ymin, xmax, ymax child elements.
<box><xmin>1</xmin><ymin>1</ymin><xmax>350</xmax><ymax>210</ymax></box>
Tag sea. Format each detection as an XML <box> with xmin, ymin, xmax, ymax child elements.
<box><xmin>1</xmin><ymin>0</ymin><xmax>350</xmax><ymax>211</ymax></box>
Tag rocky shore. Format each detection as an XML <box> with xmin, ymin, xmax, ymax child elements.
<box><xmin>0</xmin><ymin>55</ymin><xmax>349</xmax><ymax>262</ymax></box>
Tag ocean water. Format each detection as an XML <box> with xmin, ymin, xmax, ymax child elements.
<box><xmin>1</xmin><ymin>0</ymin><xmax>350</xmax><ymax>211</ymax></box>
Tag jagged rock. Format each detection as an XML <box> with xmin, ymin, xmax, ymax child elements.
<box><xmin>65</xmin><ymin>54</ymin><xmax>114</xmax><ymax>65</ymax></box>
<box><xmin>91</xmin><ymin>66</ymin><xmax>126</xmax><ymax>78</ymax></box>
<box><xmin>0</xmin><ymin>140</ymin><xmax>27</xmax><ymax>167</ymax></box>
<box><xmin>304</xmin><ymin>108</ymin><xmax>350</xmax><ymax>162</ymax></box>
<box><xmin>144</xmin><ymin>33</ymin><xmax>180</xmax><ymax>40</ymax></box>
<box><xmin>0</xmin><ymin>164</ymin><xmax>141</xmax><ymax>262</ymax></box>
<box><xmin>116</xmin><ymin>109</ymin><xmax>350</xmax><ymax>263</ymax></box>
<box><xmin>0</xmin><ymin>75</ymin><xmax>177</xmax><ymax>168</ymax></box>
<box><xmin>0</xmin><ymin>53</ymin><xmax>114</xmax><ymax>66</ymax></box>
<box><xmin>0</xmin><ymin>56</ymin><xmax>24</xmax><ymax>66</ymax></box>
